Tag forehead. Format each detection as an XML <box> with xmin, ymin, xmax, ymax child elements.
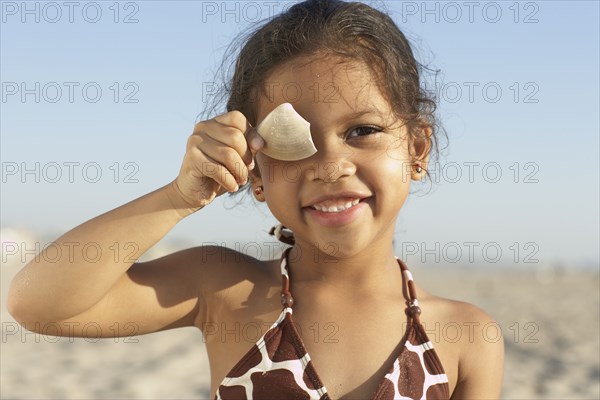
<box><xmin>254</xmin><ymin>55</ymin><xmax>392</xmax><ymax>121</ymax></box>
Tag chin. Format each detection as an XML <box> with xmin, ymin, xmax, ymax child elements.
<box><xmin>307</xmin><ymin>234</ymin><xmax>374</xmax><ymax>260</ymax></box>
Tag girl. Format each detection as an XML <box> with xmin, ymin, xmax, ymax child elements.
<box><xmin>7</xmin><ymin>0</ymin><xmax>504</xmax><ymax>399</ymax></box>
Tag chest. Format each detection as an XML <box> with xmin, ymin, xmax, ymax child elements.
<box><xmin>291</xmin><ymin>308</ymin><xmax>417</xmax><ymax>398</ymax></box>
<box><xmin>208</xmin><ymin>302</ymin><xmax>456</xmax><ymax>399</ymax></box>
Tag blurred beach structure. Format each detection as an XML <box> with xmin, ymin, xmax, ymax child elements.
<box><xmin>1</xmin><ymin>227</ymin><xmax>599</xmax><ymax>399</ymax></box>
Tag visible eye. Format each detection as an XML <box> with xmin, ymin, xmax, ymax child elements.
<box><xmin>346</xmin><ymin>125</ymin><xmax>383</xmax><ymax>139</ymax></box>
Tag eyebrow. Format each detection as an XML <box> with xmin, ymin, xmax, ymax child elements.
<box><xmin>337</xmin><ymin>108</ymin><xmax>387</xmax><ymax>122</ymax></box>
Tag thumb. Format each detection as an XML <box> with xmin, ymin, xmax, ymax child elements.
<box><xmin>246</xmin><ymin>126</ymin><xmax>265</xmax><ymax>153</ymax></box>
<box><xmin>242</xmin><ymin>123</ymin><xmax>265</xmax><ymax>171</ymax></box>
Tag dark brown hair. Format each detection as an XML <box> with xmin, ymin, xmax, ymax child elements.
<box><xmin>203</xmin><ymin>0</ymin><xmax>445</xmax><ymax>183</ymax></box>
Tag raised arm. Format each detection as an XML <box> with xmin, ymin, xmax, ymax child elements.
<box><xmin>7</xmin><ymin>111</ymin><xmax>263</xmax><ymax>338</ymax></box>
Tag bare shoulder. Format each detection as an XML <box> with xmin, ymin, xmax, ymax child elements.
<box><xmin>193</xmin><ymin>245</ymin><xmax>280</xmax><ymax>293</ymax></box>
<box><xmin>419</xmin><ymin>290</ymin><xmax>505</xmax><ymax>399</ymax></box>
<box><xmin>190</xmin><ymin>245</ymin><xmax>282</xmax><ymax>323</ymax></box>
<box><xmin>425</xmin><ymin>294</ymin><xmax>498</xmax><ymax>328</ymax></box>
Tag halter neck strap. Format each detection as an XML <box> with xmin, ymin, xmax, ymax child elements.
<box><xmin>279</xmin><ymin>248</ymin><xmax>294</xmax><ymax>308</ymax></box>
<box><xmin>277</xmin><ymin>247</ymin><xmax>421</xmax><ymax>322</ymax></box>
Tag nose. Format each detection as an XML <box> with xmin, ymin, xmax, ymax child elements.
<box><xmin>303</xmin><ymin>135</ymin><xmax>356</xmax><ymax>183</ymax></box>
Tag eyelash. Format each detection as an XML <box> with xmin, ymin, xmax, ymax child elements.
<box><xmin>346</xmin><ymin>125</ymin><xmax>383</xmax><ymax>139</ymax></box>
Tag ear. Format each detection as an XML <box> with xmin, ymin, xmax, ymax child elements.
<box><xmin>410</xmin><ymin>123</ymin><xmax>433</xmax><ymax>180</ymax></box>
<box><xmin>249</xmin><ymin>168</ymin><xmax>265</xmax><ymax>202</ymax></box>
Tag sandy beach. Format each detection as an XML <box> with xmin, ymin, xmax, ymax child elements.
<box><xmin>2</xmin><ymin>238</ymin><xmax>599</xmax><ymax>399</ymax></box>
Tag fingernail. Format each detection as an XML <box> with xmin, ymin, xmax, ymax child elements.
<box><xmin>250</xmin><ymin>136</ymin><xmax>264</xmax><ymax>150</ymax></box>
<box><xmin>248</xmin><ymin>161</ymin><xmax>255</xmax><ymax>170</ymax></box>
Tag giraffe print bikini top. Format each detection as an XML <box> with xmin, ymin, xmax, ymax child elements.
<box><xmin>215</xmin><ymin>248</ymin><xmax>450</xmax><ymax>400</ymax></box>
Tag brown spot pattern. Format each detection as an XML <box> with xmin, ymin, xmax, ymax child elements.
<box><xmin>217</xmin><ymin>385</ymin><xmax>246</xmax><ymax>400</ymax></box>
<box><xmin>265</xmin><ymin>314</ymin><xmax>306</xmax><ymax>362</ymax></box>
<box><xmin>398</xmin><ymin>349</ymin><xmax>425</xmax><ymax>399</ymax></box>
<box><xmin>251</xmin><ymin>369</ymin><xmax>311</xmax><ymax>400</ymax></box>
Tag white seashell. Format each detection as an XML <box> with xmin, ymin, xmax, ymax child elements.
<box><xmin>255</xmin><ymin>103</ymin><xmax>317</xmax><ymax>161</ymax></box>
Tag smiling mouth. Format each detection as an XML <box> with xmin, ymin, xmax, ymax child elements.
<box><xmin>308</xmin><ymin>197</ymin><xmax>367</xmax><ymax>213</ymax></box>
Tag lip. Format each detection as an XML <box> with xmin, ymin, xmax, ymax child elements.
<box><xmin>302</xmin><ymin>194</ymin><xmax>372</xmax><ymax>228</ymax></box>
<box><xmin>303</xmin><ymin>192</ymin><xmax>372</xmax><ymax>208</ymax></box>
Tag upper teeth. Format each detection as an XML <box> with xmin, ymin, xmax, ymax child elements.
<box><xmin>312</xmin><ymin>198</ymin><xmax>360</xmax><ymax>213</ymax></box>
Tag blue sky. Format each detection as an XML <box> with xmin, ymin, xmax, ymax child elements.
<box><xmin>1</xmin><ymin>0</ymin><xmax>598</xmax><ymax>268</ymax></box>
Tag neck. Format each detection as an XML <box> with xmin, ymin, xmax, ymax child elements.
<box><xmin>286</xmin><ymin>239</ymin><xmax>400</xmax><ymax>293</ymax></box>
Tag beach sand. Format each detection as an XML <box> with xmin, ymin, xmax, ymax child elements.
<box><xmin>2</xmin><ymin>244</ymin><xmax>599</xmax><ymax>399</ymax></box>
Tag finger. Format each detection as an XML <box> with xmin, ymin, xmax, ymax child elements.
<box><xmin>198</xmin><ymin>135</ymin><xmax>248</xmax><ymax>185</ymax></box>
<box><xmin>198</xmin><ymin>154</ymin><xmax>240</xmax><ymax>193</ymax></box>
<box><xmin>200</xmin><ymin>123</ymin><xmax>249</xmax><ymax>163</ymax></box>
<box><xmin>213</xmin><ymin>110</ymin><xmax>248</xmax><ymax>132</ymax></box>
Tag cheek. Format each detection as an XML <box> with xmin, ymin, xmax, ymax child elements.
<box><xmin>255</xmin><ymin>155</ymin><xmax>278</xmax><ymax>186</ymax></box>
<box><xmin>257</xmin><ymin>162</ymin><xmax>299</xmax><ymax>225</ymax></box>
<box><xmin>256</xmin><ymin>157</ymin><xmax>299</xmax><ymax>201</ymax></box>
<box><xmin>365</xmin><ymin>150</ymin><xmax>413</xmax><ymax>191</ymax></box>
<box><xmin>383</xmin><ymin>141</ymin><xmax>413</xmax><ymax>184</ymax></box>
<box><xmin>256</xmin><ymin>154</ymin><xmax>306</xmax><ymax>187</ymax></box>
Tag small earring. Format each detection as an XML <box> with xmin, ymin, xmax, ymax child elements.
<box><xmin>254</xmin><ymin>186</ymin><xmax>263</xmax><ymax>196</ymax></box>
<box><xmin>414</xmin><ymin>163</ymin><xmax>423</xmax><ymax>173</ymax></box>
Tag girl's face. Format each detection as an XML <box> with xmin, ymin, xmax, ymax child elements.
<box><xmin>253</xmin><ymin>56</ymin><xmax>420</xmax><ymax>258</ymax></box>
